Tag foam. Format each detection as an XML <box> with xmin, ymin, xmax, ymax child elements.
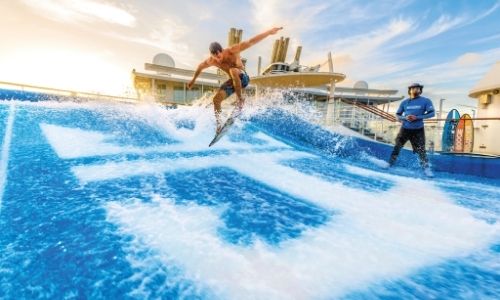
<box><xmin>0</xmin><ymin>102</ymin><xmax>16</xmax><ymax>211</ymax></box>
<box><xmin>106</xmin><ymin>158</ymin><xmax>498</xmax><ymax>299</ymax></box>
<box><xmin>72</xmin><ymin>150</ymin><xmax>312</xmax><ymax>183</ymax></box>
<box><xmin>362</xmin><ymin>154</ymin><xmax>391</xmax><ymax>168</ymax></box>
<box><xmin>41</xmin><ymin>123</ymin><xmax>140</xmax><ymax>158</ymax></box>
<box><xmin>42</xmin><ymin>121</ymin><xmax>291</xmax><ymax>159</ymax></box>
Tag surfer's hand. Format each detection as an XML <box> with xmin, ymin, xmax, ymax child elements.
<box><xmin>269</xmin><ymin>27</ymin><xmax>283</xmax><ymax>34</ymax></box>
<box><xmin>187</xmin><ymin>81</ymin><xmax>194</xmax><ymax>89</ymax></box>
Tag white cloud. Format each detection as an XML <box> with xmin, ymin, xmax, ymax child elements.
<box><xmin>400</xmin><ymin>48</ymin><xmax>500</xmax><ymax>86</ymax></box>
<box><xmin>331</xmin><ymin>18</ymin><xmax>413</xmax><ymax>60</ymax></box>
<box><xmin>465</xmin><ymin>2</ymin><xmax>500</xmax><ymax>25</ymax></box>
<box><xmin>368</xmin><ymin>47</ymin><xmax>500</xmax><ymax>110</ymax></box>
<box><xmin>470</xmin><ymin>33</ymin><xmax>500</xmax><ymax>45</ymax></box>
<box><xmin>287</xmin><ymin>18</ymin><xmax>415</xmax><ymax>85</ymax></box>
<box><xmin>115</xmin><ymin>17</ymin><xmax>190</xmax><ymax>51</ymax></box>
<box><xmin>394</xmin><ymin>3</ymin><xmax>499</xmax><ymax>48</ymax></box>
<box><xmin>21</xmin><ymin>0</ymin><xmax>136</xmax><ymax>27</ymax></box>
<box><xmin>249</xmin><ymin>0</ymin><xmax>329</xmax><ymax>33</ymax></box>
<box><xmin>394</xmin><ymin>15</ymin><xmax>465</xmax><ymax>47</ymax></box>
<box><xmin>456</xmin><ymin>53</ymin><xmax>482</xmax><ymax>66</ymax></box>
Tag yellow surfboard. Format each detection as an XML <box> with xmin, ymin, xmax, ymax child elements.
<box><xmin>454</xmin><ymin>114</ymin><xmax>474</xmax><ymax>152</ymax></box>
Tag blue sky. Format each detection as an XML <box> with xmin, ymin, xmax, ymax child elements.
<box><xmin>1</xmin><ymin>0</ymin><xmax>499</xmax><ymax>111</ymax></box>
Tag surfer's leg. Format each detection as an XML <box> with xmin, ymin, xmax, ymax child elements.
<box><xmin>213</xmin><ymin>89</ymin><xmax>227</xmax><ymax>131</ymax></box>
<box><xmin>229</xmin><ymin>68</ymin><xmax>244</xmax><ymax>110</ymax></box>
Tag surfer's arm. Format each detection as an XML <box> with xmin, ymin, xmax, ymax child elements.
<box><xmin>234</xmin><ymin>27</ymin><xmax>283</xmax><ymax>52</ymax></box>
<box><xmin>188</xmin><ymin>60</ymin><xmax>211</xmax><ymax>88</ymax></box>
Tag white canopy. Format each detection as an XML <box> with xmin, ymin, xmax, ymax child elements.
<box><xmin>469</xmin><ymin>61</ymin><xmax>500</xmax><ymax>98</ymax></box>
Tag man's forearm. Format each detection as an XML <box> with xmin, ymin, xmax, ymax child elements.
<box><xmin>416</xmin><ymin>111</ymin><xmax>436</xmax><ymax>120</ymax></box>
<box><xmin>249</xmin><ymin>29</ymin><xmax>274</xmax><ymax>45</ymax></box>
<box><xmin>191</xmin><ymin>67</ymin><xmax>202</xmax><ymax>82</ymax></box>
<box><xmin>396</xmin><ymin>113</ymin><xmax>405</xmax><ymax>121</ymax></box>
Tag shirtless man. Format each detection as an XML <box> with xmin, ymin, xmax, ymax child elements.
<box><xmin>188</xmin><ymin>27</ymin><xmax>283</xmax><ymax>132</ymax></box>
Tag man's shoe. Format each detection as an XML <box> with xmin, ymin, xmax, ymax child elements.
<box><xmin>380</xmin><ymin>161</ymin><xmax>391</xmax><ymax>169</ymax></box>
<box><xmin>423</xmin><ymin>167</ymin><xmax>434</xmax><ymax>178</ymax></box>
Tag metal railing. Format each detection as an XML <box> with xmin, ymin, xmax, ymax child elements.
<box><xmin>0</xmin><ymin>81</ymin><xmax>138</xmax><ymax>103</ymax></box>
<box><xmin>316</xmin><ymin>98</ymin><xmax>500</xmax><ymax>155</ymax></box>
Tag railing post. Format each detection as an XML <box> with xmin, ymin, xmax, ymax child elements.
<box><xmin>325</xmin><ymin>84</ymin><xmax>336</xmax><ymax>126</ymax></box>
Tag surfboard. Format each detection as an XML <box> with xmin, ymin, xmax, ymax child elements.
<box><xmin>208</xmin><ymin>109</ymin><xmax>241</xmax><ymax>147</ymax></box>
<box><xmin>454</xmin><ymin>114</ymin><xmax>474</xmax><ymax>152</ymax></box>
<box><xmin>454</xmin><ymin>115</ymin><xmax>465</xmax><ymax>152</ymax></box>
<box><xmin>463</xmin><ymin>114</ymin><xmax>474</xmax><ymax>152</ymax></box>
<box><xmin>441</xmin><ymin>109</ymin><xmax>460</xmax><ymax>152</ymax></box>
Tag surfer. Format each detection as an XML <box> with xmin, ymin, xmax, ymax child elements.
<box><xmin>188</xmin><ymin>26</ymin><xmax>283</xmax><ymax>132</ymax></box>
<box><xmin>387</xmin><ymin>83</ymin><xmax>435</xmax><ymax>176</ymax></box>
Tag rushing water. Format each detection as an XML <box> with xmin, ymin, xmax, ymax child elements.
<box><xmin>0</xmin><ymin>99</ymin><xmax>498</xmax><ymax>299</ymax></box>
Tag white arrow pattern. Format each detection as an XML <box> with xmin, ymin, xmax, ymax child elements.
<box><xmin>42</xmin><ymin>122</ymin><xmax>498</xmax><ymax>299</ymax></box>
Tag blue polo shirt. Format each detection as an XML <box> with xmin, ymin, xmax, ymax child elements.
<box><xmin>396</xmin><ymin>96</ymin><xmax>435</xmax><ymax>129</ymax></box>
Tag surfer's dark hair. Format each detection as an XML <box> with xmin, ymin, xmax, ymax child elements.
<box><xmin>209</xmin><ymin>42</ymin><xmax>223</xmax><ymax>54</ymax></box>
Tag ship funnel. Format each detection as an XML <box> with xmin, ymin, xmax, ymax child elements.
<box><xmin>294</xmin><ymin>46</ymin><xmax>302</xmax><ymax>64</ymax></box>
<box><xmin>271</xmin><ymin>36</ymin><xmax>290</xmax><ymax>63</ymax></box>
<box><xmin>228</xmin><ymin>28</ymin><xmax>243</xmax><ymax>46</ymax></box>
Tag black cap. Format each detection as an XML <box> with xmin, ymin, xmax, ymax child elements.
<box><xmin>408</xmin><ymin>83</ymin><xmax>424</xmax><ymax>89</ymax></box>
<box><xmin>407</xmin><ymin>83</ymin><xmax>423</xmax><ymax>95</ymax></box>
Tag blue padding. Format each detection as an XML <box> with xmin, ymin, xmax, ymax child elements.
<box><xmin>251</xmin><ymin>109</ymin><xmax>500</xmax><ymax>179</ymax></box>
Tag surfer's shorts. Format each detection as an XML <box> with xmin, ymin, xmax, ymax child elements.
<box><xmin>219</xmin><ymin>71</ymin><xmax>250</xmax><ymax>97</ymax></box>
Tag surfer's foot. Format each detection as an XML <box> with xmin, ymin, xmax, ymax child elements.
<box><xmin>231</xmin><ymin>105</ymin><xmax>244</xmax><ymax>119</ymax></box>
<box><xmin>235</xmin><ymin>98</ymin><xmax>245</xmax><ymax>111</ymax></box>
<box><xmin>231</xmin><ymin>110</ymin><xmax>242</xmax><ymax>119</ymax></box>
<box><xmin>215</xmin><ymin>112</ymin><xmax>223</xmax><ymax>132</ymax></box>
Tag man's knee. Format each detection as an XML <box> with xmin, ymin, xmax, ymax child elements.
<box><xmin>213</xmin><ymin>90</ymin><xmax>226</xmax><ymax>102</ymax></box>
<box><xmin>394</xmin><ymin>137</ymin><xmax>406</xmax><ymax>148</ymax></box>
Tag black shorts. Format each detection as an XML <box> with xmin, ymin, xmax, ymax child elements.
<box><xmin>219</xmin><ymin>71</ymin><xmax>250</xmax><ymax>97</ymax></box>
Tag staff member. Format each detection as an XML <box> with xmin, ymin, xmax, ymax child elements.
<box><xmin>388</xmin><ymin>83</ymin><xmax>435</xmax><ymax>176</ymax></box>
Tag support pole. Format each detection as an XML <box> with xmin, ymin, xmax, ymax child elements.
<box><xmin>257</xmin><ymin>56</ymin><xmax>262</xmax><ymax>75</ymax></box>
<box><xmin>325</xmin><ymin>52</ymin><xmax>336</xmax><ymax>125</ymax></box>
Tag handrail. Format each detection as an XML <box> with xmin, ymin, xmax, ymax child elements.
<box><xmin>144</xmin><ymin>64</ymin><xmax>225</xmax><ymax>81</ymax></box>
<box><xmin>334</xmin><ymin>97</ymin><xmax>500</xmax><ymax>123</ymax></box>
<box><xmin>340</xmin><ymin>98</ymin><xmax>397</xmax><ymax>122</ymax></box>
<box><xmin>0</xmin><ymin>80</ymin><xmax>138</xmax><ymax>102</ymax></box>
<box><xmin>425</xmin><ymin>117</ymin><xmax>500</xmax><ymax>122</ymax></box>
